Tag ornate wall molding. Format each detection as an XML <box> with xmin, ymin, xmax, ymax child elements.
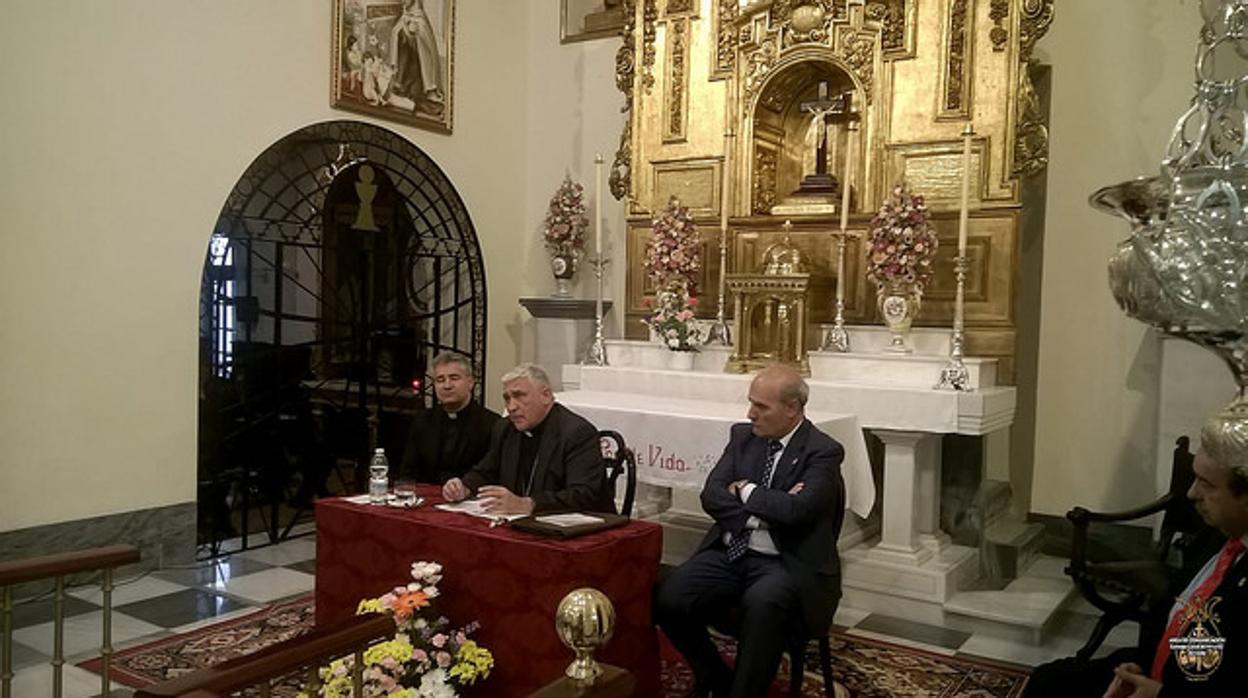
<box><xmin>610</xmin><ymin>0</ymin><xmax>638</xmax><ymax>201</ymax></box>
<box><xmin>751</xmin><ymin>148</ymin><xmax>778</xmax><ymax>214</ymax></box>
<box><xmin>938</xmin><ymin>0</ymin><xmax>973</xmax><ymax>119</ymax></box>
<box><xmin>865</xmin><ymin>0</ymin><xmax>914</xmax><ymax>59</ymax></box>
<box><xmin>641</xmin><ymin>0</ymin><xmax>659</xmax><ymax>92</ymax></box>
<box><xmin>663</xmin><ymin>17</ymin><xmax>691</xmax><ymax>142</ymax></box>
<box><xmin>989</xmin><ymin>0</ymin><xmax>1010</xmax><ymax>52</ymax></box>
<box><xmin>664</xmin><ymin>0</ymin><xmax>695</xmax><ymax>16</ymax></box>
<box><xmin>1013</xmin><ymin>0</ymin><xmax>1054</xmax><ymax>177</ymax></box>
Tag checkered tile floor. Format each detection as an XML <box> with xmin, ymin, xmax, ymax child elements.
<box><xmin>8</xmin><ymin>523</ymin><xmax>1132</xmax><ymax>697</ymax></box>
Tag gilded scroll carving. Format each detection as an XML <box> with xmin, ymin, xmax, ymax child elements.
<box><xmin>941</xmin><ymin>0</ymin><xmax>972</xmax><ymax>116</ymax></box>
<box><xmin>610</xmin><ymin>0</ymin><xmax>638</xmax><ymax>201</ymax></box>
<box><xmin>664</xmin><ymin>18</ymin><xmax>689</xmax><ymax>141</ymax></box>
<box><xmin>838</xmin><ymin>30</ymin><xmax>875</xmax><ymax>104</ymax></box>
<box><xmin>990</xmin><ymin>0</ymin><xmax>1010</xmax><ymax>52</ymax></box>
<box><xmin>1013</xmin><ymin>0</ymin><xmax>1055</xmax><ymax>177</ymax></box>
<box><xmin>752</xmin><ymin>148</ymin><xmax>778</xmax><ymax>214</ymax></box>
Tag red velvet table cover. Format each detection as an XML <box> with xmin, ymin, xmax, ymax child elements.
<box><xmin>315</xmin><ymin>488</ymin><xmax>663</xmax><ymax>697</ymax></box>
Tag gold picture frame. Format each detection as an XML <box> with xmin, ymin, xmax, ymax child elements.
<box><xmin>561</xmin><ymin>0</ymin><xmax>625</xmax><ymax>44</ymax></box>
<box><xmin>331</xmin><ymin>0</ymin><xmax>455</xmax><ymax>134</ymax></box>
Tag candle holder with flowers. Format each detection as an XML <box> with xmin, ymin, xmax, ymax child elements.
<box><xmin>865</xmin><ymin>182</ymin><xmax>938</xmax><ymax>353</ymax></box>
<box><xmin>642</xmin><ymin>197</ymin><xmax>703</xmax><ymax>366</ymax></box>
<box><xmin>543</xmin><ymin>175</ymin><xmax>589</xmax><ymax>298</ymax></box>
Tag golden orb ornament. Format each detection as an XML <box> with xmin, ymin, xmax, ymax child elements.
<box><xmin>555</xmin><ymin>587</ymin><xmax>616</xmax><ymax>685</ymax></box>
<box><xmin>790</xmin><ymin>4</ymin><xmax>826</xmax><ymax>34</ymax></box>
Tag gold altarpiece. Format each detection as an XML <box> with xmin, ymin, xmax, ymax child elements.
<box><xmin>614</xmin><ymin>0</ymin><xmax>1053</xmax><ymax>382</ymax></box>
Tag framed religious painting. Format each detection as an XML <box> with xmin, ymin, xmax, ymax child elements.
<box><xmin>332</xmin><ymin>0</ymin><xmax>455</xmax><ymax>134</ymax></box>
<box><xmin>561</xmin><ymin>0</ymin><xmax>625</xmax><ymax>43</ymax></box>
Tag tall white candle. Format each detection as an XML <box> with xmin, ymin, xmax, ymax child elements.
<box><xmin>595</xmin><ymin>154</ymin><xmax>604</xmax><ymax>260</ymax></box>
<box><xmin>840</xmin><ymin>123</ymin><xmax>854</xmax><ymax>234</ymax></box>
<box><xmin>958</xmin><ymin>124</ymin><xmax>973</xmax><ymax>255</ymax></box>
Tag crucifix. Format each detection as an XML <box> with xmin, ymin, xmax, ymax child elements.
<box><xmin>794</xmin><ymin>82</ymin><xmax>857</xmax><ymax>196</ymax></box>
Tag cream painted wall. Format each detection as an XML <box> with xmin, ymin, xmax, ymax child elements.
<box><xmin>0</xmin><ymin>1</ymin><xmax>531</xmax><ymax>531</ymax></box>
<box><xmin>522</xmin><ymin>2</ymin><xmax>630</xmax><ymax>343</ymax></box>
<box><xmin>1029</xmin><ymin>0</ymin><xmax>1202</xmax><ymax>517</ymax></box>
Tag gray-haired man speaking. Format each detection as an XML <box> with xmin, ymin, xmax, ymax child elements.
<box><xmin>442</xmin><ymin>363</ymin><xmax>615</xmax><ymax>516</ymax></box>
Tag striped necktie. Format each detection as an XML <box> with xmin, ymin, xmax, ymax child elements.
<box><xmin>725</xmin><ymin>440</ymin><xmax>784</xmax><ymax>563</ymax></box>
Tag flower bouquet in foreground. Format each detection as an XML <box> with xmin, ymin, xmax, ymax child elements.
<box><xmin>864</xmin><ymin>182</ymin><xmax>938</xmax><ymax>352</ymax></box>
<box><xmin>301</xmin><ymin>561</ymin><xmax>493</xmax><ymax>697</ymax></box>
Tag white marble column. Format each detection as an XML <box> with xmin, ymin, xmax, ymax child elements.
<box><xmin>868</xmin><ymin>430</ymin><xmax>943</xmax><ymax>565</ymax></box>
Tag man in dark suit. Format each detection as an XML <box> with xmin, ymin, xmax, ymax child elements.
<box><xmin>400</xmin><ymin>352</ymin><xmax>501</xmax><ymax>485</ymax></box>
<box><xmin>655</xmin><ymin>365</ymin><xmax>846</xmax><ymax>698</ymax></box>
<box><xmin>442</xmin><ymin>363</ymin><xmax>614</xmax><ymax>515</ymax></box>
<box><xmin>1026</xmin><ymin>423</ymin><xmax>1248</xmax><ymax>698</ymax></box>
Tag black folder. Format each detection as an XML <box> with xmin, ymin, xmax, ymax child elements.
<box><xmin>509</xmin><ymin>512</ymin><xmax>630</xmax><ymax>539</ymax></box>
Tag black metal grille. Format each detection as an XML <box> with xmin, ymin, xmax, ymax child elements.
<box><xmin>197</xmin><ymin>120</ymin><xmax>486</xmax><ymax>556</ymax></box>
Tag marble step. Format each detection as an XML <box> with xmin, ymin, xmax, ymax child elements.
<box><xmin>944</xmin><ymin>555</ymin><xmax>1076</xmax><ymax>645</ymax></box>
<box><xmin>981</xmin><ymin>518</ymin><xmax>1046</xmax><ymax>589</ymax></box>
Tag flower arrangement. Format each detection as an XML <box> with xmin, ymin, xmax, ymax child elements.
<box><xmin>644</xmin><ymin>196</ymin><xmax>701</xmax><ymax>293</ymax></box>
<box><xmin>643</xmin><ymin>286</ymin><xmax>701</xmax><ymax>352</ymax></box>
<box><xmin>543</xmin><ymin>175</ymin><xmax>589</xmax><ymax>268</ymax></box>
<box><xmin>301</xmin><ymin>561</ymin><xmax>493</xmax><ymax>698</ymax></box>
<box><xmin>865</xmin><ymin>182</ymin><xmax>938</xmax><ymax>291</ymax></box>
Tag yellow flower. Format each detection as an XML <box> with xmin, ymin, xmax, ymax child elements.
<box><xmin>448</xmin><ymin>640</ymin><xmax>494</xmax><ymax>684</ymax></box>
<box><xmin>357</xmin><ymin>597</ymin><xmax>386</xmax><ymax>615</ymax></box>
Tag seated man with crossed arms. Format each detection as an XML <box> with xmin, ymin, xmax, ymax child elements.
<box><xmin>442</xmin><ymin>363</ymin><xmax>615</xmax><ymax>516</ymax></box>
<box><xmin>655</xmin><ymin>365</ymin><xmax>846</xmax><ymax>698</ymax></box>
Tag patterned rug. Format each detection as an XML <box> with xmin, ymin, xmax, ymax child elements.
<box><xmin>80</xmin><ymin>596</ymin><xmax>1030</xmax><ymax>696</ymax></box>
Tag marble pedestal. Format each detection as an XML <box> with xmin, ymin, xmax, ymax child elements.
<box><xmin>519</xmin><ymin>297</ymin><xmax>612</xmax><ymax>390</ymax></box>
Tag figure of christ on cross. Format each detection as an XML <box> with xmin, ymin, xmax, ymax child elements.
<box><xmin>794</xmin><ymin>81</ymin><xmax>857</xmax><ymax>197</ymax></box>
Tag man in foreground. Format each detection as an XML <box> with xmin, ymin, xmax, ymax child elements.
<box><xmin>1026</xmin><ymin>416</ymin><xmax>1248</xmax><ymax>697</ymax></box>
<box><xmin>400</xmin><ymin>352</ymin><xmax>500</xmax><ymax>485</ymax></box>
<box><xmin>655</xmin><ymin>365</ymin><xmax>846</xmax><ymax>698</ymax></box>
<box><xmin>442</xmin><ymin>363</ymin><xmax>614</xmax><ymax>515</ymax></box>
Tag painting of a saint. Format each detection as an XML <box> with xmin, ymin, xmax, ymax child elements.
<box><xmin>332</xmin><ymin>0</ymin><xmax>454</xmax><ymax>133</ymax></box>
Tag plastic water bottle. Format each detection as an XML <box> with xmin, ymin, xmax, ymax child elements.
<box><xmin>368</xmin><ymin>448</ymin><xmax>389</xmax><ymax>504</ymax></box>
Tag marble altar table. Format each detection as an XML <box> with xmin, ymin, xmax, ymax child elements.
<box><xmin>560</xmin><ymin>339</ymin><xmax>1018</xmax><ymax>620</ymax></box>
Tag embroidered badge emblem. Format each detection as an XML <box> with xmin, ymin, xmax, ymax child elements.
<box><xmin>1171</xmin><ymin>596</ymin><xmax>1226</xmax><ymax>681</ymax></box>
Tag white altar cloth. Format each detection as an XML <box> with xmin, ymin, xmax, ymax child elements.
<box><xmin>557</xmin><ymin>390</ymin><xmax>875</xmax><ymax>518</ymax></box>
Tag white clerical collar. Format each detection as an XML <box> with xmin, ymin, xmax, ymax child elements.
<box><xmin>443</xmin><ymin>403</ymin><xmax>468</xmax><ymax>419</ymax></box>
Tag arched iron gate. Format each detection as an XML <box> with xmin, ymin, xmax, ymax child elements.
<box><xmin>198</xmin><ymin>120</ymin><xmax>486</xmax><ymax>554</ymax></box>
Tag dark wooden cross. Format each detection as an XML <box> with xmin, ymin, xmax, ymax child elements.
<box><xmin>799</xmin><ymin>82</ymin><xmax>855</xmax><ymax>179</ymax></box>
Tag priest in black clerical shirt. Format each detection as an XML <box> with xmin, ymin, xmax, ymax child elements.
<box><xmin>443</xmin><ymin>363</ymin><xmax>615</xmax><ymax>515</ymax></box>
<box><xmin>400</xmin><ymin>352</ymin><xmax>500</xmax><ymax>485</ymax></box>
